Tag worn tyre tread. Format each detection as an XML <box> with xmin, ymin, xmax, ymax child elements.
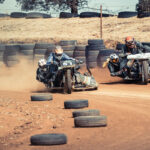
<box><xmin>64</xmin><ymin>99</ymin><xmax>88</xmax><ymax>109</ymax></box>
<box><xmin>74</xmin><ymin>116</ymin><xmax>107</xmax><ymax>127</ymax></box>
<box><xmin>73</xmin><ymin>109</ymin><xmax>100</xmax><ymax>118</ymax></box>
<box><xmin>31</xmin><ymin>94</ymin><xmax>53</xmax><ymax>101</ymax></box>
<box><xmin>30</xmin><ymin>134</ymin><xmax>67</xmax><ymax>145</ymax></box>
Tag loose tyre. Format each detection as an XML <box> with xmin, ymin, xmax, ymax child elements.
<box><xmin>30</xmin><ymin>134</ymin><xmax>67</xmax><ymax>145</ymax></box>
<box><xmin>74</xmin><ymin>116</ymin><xmax>107</xmax><ymax>127</ymax></box>
<box><xmin>31</xmin><ymin>94</ymin><xmax>53</xmax><ymax>101</ymax></box>
<box><xmin>64</xmin><ymin>99</ymin><xmax>88</xmax><ymax>109</ymax></box>
<box><xmin>73</xmin><ymin>109</ymin><xmax>100</xmax><ymax>118</ymax></box>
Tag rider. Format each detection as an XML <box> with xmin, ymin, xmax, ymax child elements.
<box><xmin>37</xmin><ymin>45</ymin><xmax>98</xmax><ymax>88</ymax></box>
<box><xmin>122</xmin><ymin>36</ymin><xmax>150</xmax><ymax>55</ymax></box>
<box><xmin>46</xmin><ymin>45</ymin><xmax>74</xmax><ymax>65</ymax></box>
<box><xmin>120</xmin><ymin>36</ymin><xmax>150</xmax><ymax>78</ymax></box>
<box><xmin>36</xmin><ymin>58</ymin><xmax>47</xmax><ymax>83</ymax></box>
<box><xmin>108</xmin><ymin>53</ymin><xmax>127</xmax><ymax>78</ymax></box>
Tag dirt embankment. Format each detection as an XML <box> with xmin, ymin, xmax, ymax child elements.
<box><xmin>0</xmin><ymin>17</ymin><xmax>150</xmax><ymax>48</ymax></box>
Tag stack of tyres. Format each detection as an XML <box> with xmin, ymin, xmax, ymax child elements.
<box><xmin>4</xmin><ymin>45</ymin><xmax>20</xmax><ymax>67</ymax></box>
<box><xmin>86</xmin><ymin>39</ymin><xmax>105</xmax><ymax>68</ymax></box>
<box><xmin>44</xmin><ymin>45</ymin><xmax>56</xmax><ymax>59</ymax></box>
<box><xmin>34</xmin><ymin>43</ymin><xmax>55</xmax><ymax>65</ymax></box>
<box><xmin>20</xmin><ymin>44</ymin><xmax>35</xmax><ymax>64</ymax></box>
<box><xmin>98</xmin><ymin>49</ymin><xmax>120</xmax><ymax>68</ymax></box>
<box><xmin>59</xmin><ymin>40</ymin><xmax>77</xmax><ymax>57</ymax></box>
<box><xmin>0</xmin><ymin>44</ymin><xmax>5</xmax><ymax>67</ymax></box>
<box><xmin>73</xmin><ymin>45</ymin><xmax>86</xmax><ymax>68</ymax></box>
<box><xmin>116</xmin><ymin>43</ymin><xmax>124</xmax><ymax>51</ymax></box>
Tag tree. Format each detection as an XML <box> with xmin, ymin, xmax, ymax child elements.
<box><xmin>13</xmin><ymin>0</ymin><xmax>88</xmax><ymax>14</ymax></box>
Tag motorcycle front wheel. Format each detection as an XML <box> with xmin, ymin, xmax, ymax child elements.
<box><xmin>65</xmin><ymin>69</ymin><xmax>72</xmax><ymax>94</ymax></box>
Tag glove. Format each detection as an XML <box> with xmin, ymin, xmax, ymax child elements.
<box><xmin>110</xmin><ymin>73</ymin><xmax>116</xmax><ymax>76</ymax></box>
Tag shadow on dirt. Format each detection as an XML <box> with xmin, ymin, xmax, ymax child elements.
<box><xmin>100</xmin><ymin>80</ymin><xmax>143</xmax><ymax>85</ymax></box>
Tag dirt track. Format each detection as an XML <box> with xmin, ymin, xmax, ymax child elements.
<box><xmin>1</xmin><ymin>16</ymin><xmax>150</xmax><ymax>149</ymax></box>
<box><xmin>1</xmin><ymin>66</ymin><xmax>150</xmax><ymax>150</ymax></box>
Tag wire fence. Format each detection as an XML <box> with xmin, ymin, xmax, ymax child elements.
<box><xmin>0</xmin><ymin>4</ymin><xmax>137</xmax><ymax>17</ymax></box>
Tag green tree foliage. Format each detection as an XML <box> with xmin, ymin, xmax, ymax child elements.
<box><xmin>0</xmin><ymin>0</ymin><xmax>88</xmax><ymax>14</ymax></box>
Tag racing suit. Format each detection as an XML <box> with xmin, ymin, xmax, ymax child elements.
<box><xmin>108</xmin><ymin>58</ymin><xmax>127</xmax><ymax>78</ymax></box>
<box><xmin>121</xmin><ymin>41</ymin><xmax>150</xmax><ymax>54</ymax></box>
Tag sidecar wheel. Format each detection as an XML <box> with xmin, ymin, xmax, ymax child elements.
<box><xmin>142</xmin><ymin>60</ymin><xmax>149</xmax><ymax>85</ymax></box>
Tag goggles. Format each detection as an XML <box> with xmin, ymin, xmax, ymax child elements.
<box><xmin>112</xmin><ymin>58</ymin><xmax>119</xmax><ymax>63</ymax></box>
<box><xmin>126</xmin><ymin>41</ymin><xmax>135</xmax><ymax>47</ymax></box>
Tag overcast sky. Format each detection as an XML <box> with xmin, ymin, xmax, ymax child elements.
<box><xmin>0</xmin><ymin>0</ymin><xmax>139</xmax><ymax>15</ymax></box>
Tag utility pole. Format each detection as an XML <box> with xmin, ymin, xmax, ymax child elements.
<box><xmin>100</xmin><ymin>5</ymin><xmax>103</xmax><ymax>39</ymax></box>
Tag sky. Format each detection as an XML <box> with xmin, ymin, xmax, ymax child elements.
<box><xmin>0</xmin><ymin>0</ymin><xmax>139</xmax><ymax>16</ymax></box>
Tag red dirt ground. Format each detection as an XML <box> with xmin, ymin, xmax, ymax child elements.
<box><xmin>1</xmin><ymin>64</ymin><xmax>150</xmax><ymax>150</ymax></box>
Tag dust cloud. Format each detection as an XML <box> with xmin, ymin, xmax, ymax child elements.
<box><xmin>0</xmin><ymin>57</ymin><xmax>45</xmax><ymax>92</ymax></box>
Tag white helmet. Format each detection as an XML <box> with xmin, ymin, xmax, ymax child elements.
<box><xmin>110</xmin><ymin>53</ymin><xmax>119</xmax><ymax>63</ymax></box>
<box><xmin>38</xmin><ymin>59</ymin><xmax>46</xmax><ymax>67</ymax></box>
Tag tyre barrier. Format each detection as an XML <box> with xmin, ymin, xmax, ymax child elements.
<box><xmin>142</xmin><ymin>42</ymin><xmax>150</xmax><ymax>47</ymax></box>
<box><xmin>116</xmin><ymin>43</ymin><xmax>124</xmax><ymax>51</ymax></box>
<box><xmin>34</xmin><ymin>43</ymin><xmax>55</xmax><ymax>65</ymax></box>
<box><xmin>0</xmin><ymin>44</ymin><xmax>5</xmax><ymax>66</ymax></box>
<box><xmin>4</xmin><ymin>45</ymin><xmax>20</xmax><ymax>67</ymax></box>
<box><xmin>31</xmin><ymin>134</ymin><xmax>67</xmax><ymax>145</ymax></box>
<box><xmin>79</xmin><ymin>12</ymin><xmax>114</xmax><ymax>18</ymax></box>
<box><xmin>59</xmin><ymin>12</ymin><xmax>79</xmax><ymax>18</ymax></box>
<box><xmin>20</xmin><ymin>43</ymin><xmax>35</xmax><ymax>63</ymax></box>
<box><xmin>10</xmin><ymin>12</ymin><xmax>27</xmax><ymax>18</ymax></box>
<box><xmin>138</xmin><ymin>12</ymin><xmax>150</xmax><ymax>18</ymax></box>
<box><xmin>73</xmin><ymin>45</ymin><xmax>86</xmax><ymax>68</ymax></box>
<box><xmin>74</xmin><ymin>116</ymin><xmax>107</xmax><ymax>127</ymax></box>
<box><xmin>44</xmin><ymin>45</ymin><xmax>56</xmax><ymax>59</ymax></box>
<box><xmin>98</xmin><ymin>49</ymin><xmax>120</xmax><ymax>68</ymax></box>
<box><xmin>64</xmin><ymin>99</ymin><xmax>89</xmax><ymax>109</ymax></box>
<box><xmin>60</xmin><ymin>40</ymin><xmax>77</xmax><ymax>57</ymax></box>
<box><xmin>72</xmin><ymin>109</ymin><xmax>100</xmax><ymax>118</ymax></box>
<box><xmin>86</xmin><ymin>39</ymin><xmax>106</xmax><ymax>68</ymax></box>
<box><xmin>26</xmin><ymin>12</ymin><xmax>51</xmax><ymax>19</ymax></box>
<box><xmin>118</xmin><ymin>11</ymin><xmax>137</xmax><ymax>18</ymax></box>
<box><xmin>0</xmin><ymin>13</ymin><xmax>9</xmax><ymax>18</ymax></box>
<box><xmin>31</xmin><ymin>93</ymin><xmax>53</xmax><ymax>101</ymax></box>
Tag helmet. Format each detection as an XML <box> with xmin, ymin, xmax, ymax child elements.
<box><xmin>125</xmin><ymin>36</ymin><xmax>135</xmax><ymax>48</ymax></box>
<box><xmin>38</xmin><ymin>58</ymin><xmax>46</xmax><ymax>68</ymax></box>
<box><xmin>54</xmin><ymin>45</ymin><xmax>63</xmax><ymax>56</ymax></box>
<box><xmin>110</xmin><ymin>53</ymin><xmax>119</xmax><ymax>63</ymax></box>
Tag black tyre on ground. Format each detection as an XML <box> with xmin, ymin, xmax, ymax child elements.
<box><xmin>80</xmin><ymin>12</ymin><xmax>100</xmax><ymax>18</ymax></box>
<box><xmin>31</xmin><ymin>94</ymin><xmax>53</xmax><ymax>101</ymax></box>
<box><xmin>74</xmin><ymin>116</ymin><xmax>107</xmax><ymax>127</ymax></box>
<box><xmin>10</xmin><ymin>12</ymin><xmax>27</xmax><ymax>18</ymax></box>
<box><xmin>64</xmin><ymin>99</ymin><xmax>88</xmax><ymax>109</ymax></box>
<box><xmin>118</xmin><ymin>11</ymin><xmax>137</xmax><ymax>18</ymax></box>
<box><xmin>30</xmin><ymin>134</ymin><xmax>67</xmax><ymax>145</ymax></box>
<box><xmin>0</xmin><ymin>13</ymin><xmax>9</xmax><ymax>18</ymax></box>
<box><xmin>73</xmin><ymin>109</ymin><xmax>100</xmax><ymax>118</ymax></box>
<box><xmin>59</xmin><ymin>12</ymin><xmax>79</xmax><ymax>18</ymax></box>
